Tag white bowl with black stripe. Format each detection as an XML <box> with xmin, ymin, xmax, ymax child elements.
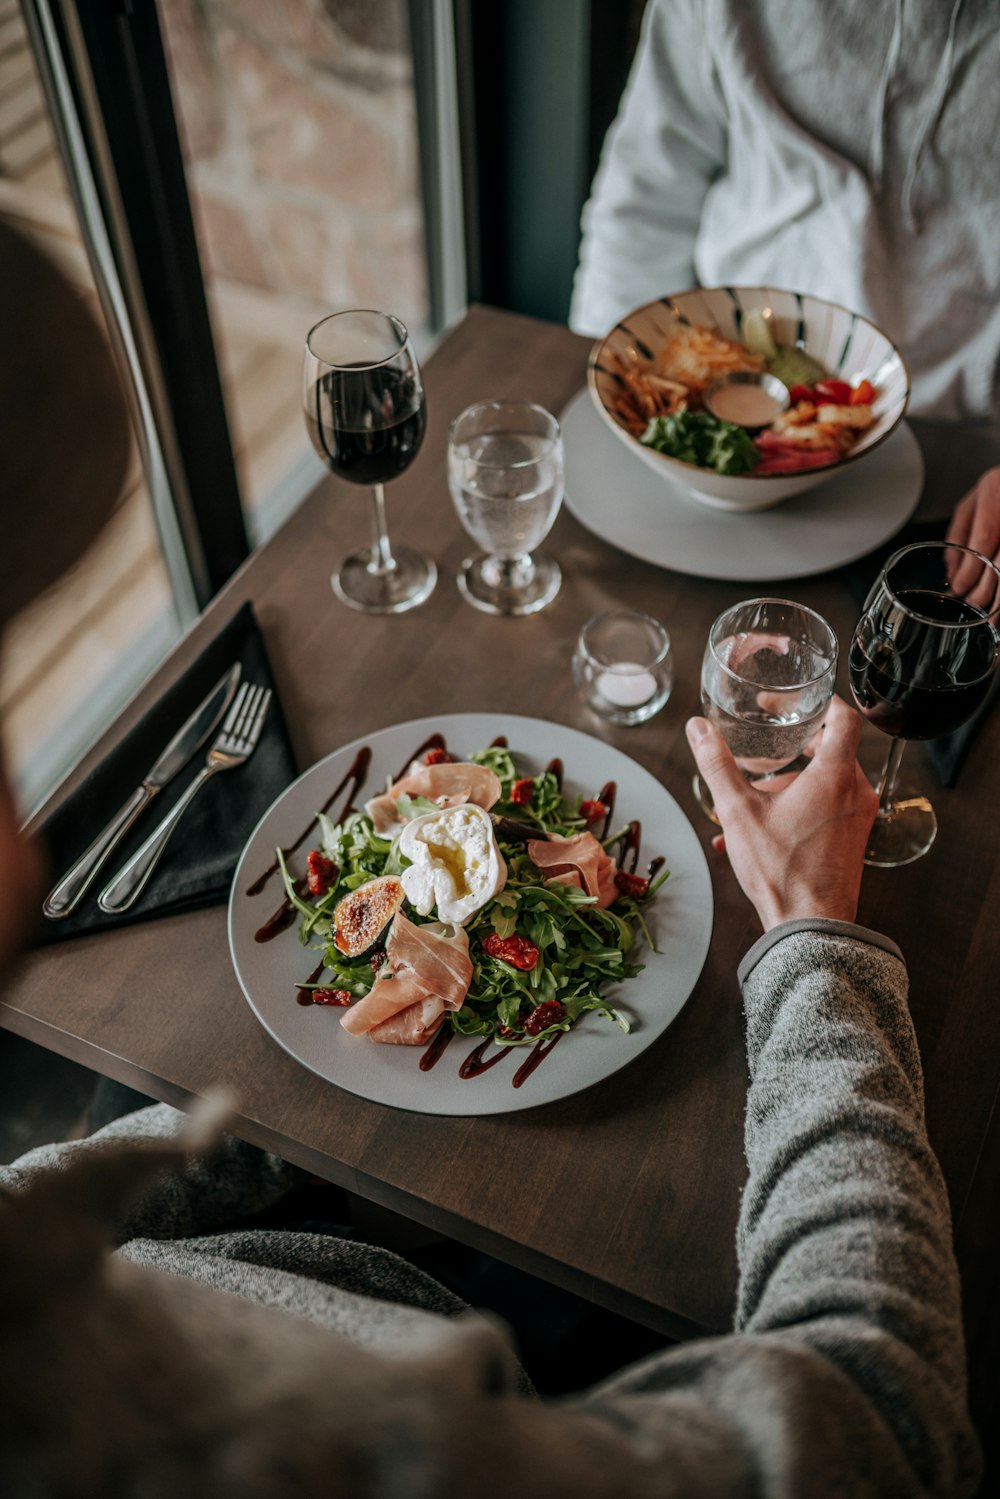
<box><xmin>587</xmin><ymin>286</ymin><xmax>910</xmax><ymax>511</ymax></box>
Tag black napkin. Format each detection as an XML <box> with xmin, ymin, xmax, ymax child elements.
<box><xmin>841</xmin><ymin>519</ymin><xmax>1000</xmax><ymax>788</ymax></box>
<box><xmin>33</xmin><ymin>601</ymin><xmax>297</xmax><ymax>944</ymax></box>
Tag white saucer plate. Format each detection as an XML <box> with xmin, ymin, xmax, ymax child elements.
<box><xmin>229</xmin><ymin>714</ymin><xmax>712</xmax><ymax>1117</ymax></box>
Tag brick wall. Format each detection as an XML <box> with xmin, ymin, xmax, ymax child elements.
<box><xmin>160</xmin><ymin>0</ymin><xmax>428</xmax><ymax>332</ymax></box>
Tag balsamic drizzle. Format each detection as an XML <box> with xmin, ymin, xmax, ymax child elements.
<box><xmin>296</xmin><ymin>959</ymin><xmax>327</xmax><ymax>1004</ymax></box>
<box><xmin>512</xmin><ymin>1031</ymin><xmax>564</xmax><ymax>1088</ymax></box>
<box><xmin>419</xmin><ymin>1026</ymin><xmax>454</xmax><ymax>1071</ymax></box>
<box><xmin>596</xmin><ymin>781</ymin><xmax>617</xmax><ymax>840</ymax></box>
<box><xmin>246</xmin><ymin>746</ymin><xmax>372</xmax><ymax>896</ymax></box>
<box><xmin>255</xmin><ymin>878</ymin><xmax>308</xmax><ymax>943</ymax></box>
<box><xmin>392</xmin><ymin>732</ymin><xmax>446</xmax><ymax>781</ymax></box>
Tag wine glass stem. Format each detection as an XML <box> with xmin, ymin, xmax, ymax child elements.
<box><xmin>875</xmin><ymin>736</ymin><xmax>907</xmax><ymax>818</ymax></box>
<box><xmin>367</xmin><ymin>483</ymin><xmax>397</xmax><ymax>576</ymax></box>
<box><xmin>497</xmin><ymin>552</ymin><xmax>535</xmax><ymax>588</ymax></box>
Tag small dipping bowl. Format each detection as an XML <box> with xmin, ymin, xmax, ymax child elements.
<box><xmin>704</xmin><ymin>371</ymin><xmax>790</xmax><ymax>430</ymax></box>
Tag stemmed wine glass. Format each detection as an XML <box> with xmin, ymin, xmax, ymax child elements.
<box><xmin>849</xmin><ymin>541</ymin><xmax>1000</xmax><ymax>866</ymax></box>
<box><xmin>447</xmin><ymin>400</ymin><xmax>564</xmax><ymax>615</ymax></box>
<box><xmin>303</xmin><ymin>309</ymin><xmax>436</xmax><ymax>613</ymax></box>
<box><xmin>695</xmin><ymin>597</ymin><xmax>838</xmax><ymax>823</ymax></box>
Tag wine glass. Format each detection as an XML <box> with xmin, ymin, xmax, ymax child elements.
<box><xmin>447</xmin><ymin>400</ymin><xmax>564</xmax><ymax>615</ymax></box>
<box><xmin>849</xmin><ymin>541</ymin><xmax>1000</xmax><ymax>866</ymax></box>
<box><xmin>303</xmin><ymin>310</ymin><xmax>436</xmax><ymax>613</ymax></box>
<box><xmin>695</xmin><ymin>597</ymin><xmax>838</xmax><ymax>823</ymax></box>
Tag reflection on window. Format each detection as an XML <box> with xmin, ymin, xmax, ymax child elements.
<box><xmin>0</xmin><ymin>4</ymin><xmax>178</xmax><ymax>813</ymax></box>
<box><xmin>159</xmin><ymin>0</ymin><xmax>430</xmax><ymax>542</ymax></box>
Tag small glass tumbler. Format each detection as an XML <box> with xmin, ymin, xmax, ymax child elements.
<box><xmin>573</xmin><ymin>611</ymin><xmax>674</xmax><ymax>726</ymax></box>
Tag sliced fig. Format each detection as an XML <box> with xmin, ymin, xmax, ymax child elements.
<box><xmin>332</xmin><ymin>876</ymin><xmax>405</xmax><ymax>956</ymax></box>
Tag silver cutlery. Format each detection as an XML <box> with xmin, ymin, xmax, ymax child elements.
<box><xmin>97</xmin><ymin>682</ymin><xmax>272</xmax><ymax>914</ymax></box>
<box><xmin>42</xmin><ymin>662</ymin><xmax>242</xmax><ymax>920</ymax></box>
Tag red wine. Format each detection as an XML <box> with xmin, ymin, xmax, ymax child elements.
<box><xmin>849</xmin><ymin>588</ymin><xmax>998</xmax><ymax>739</ymax></box>
<box><xmin>306</xmin><ymin>366</ymin><xmax>425</xmax><ymax>486</ymax></box>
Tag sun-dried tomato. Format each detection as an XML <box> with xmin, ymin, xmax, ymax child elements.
<box><xmin>306</xmin><ymin>849</ymin><xmax>338</xmax><ymax>897</ymax></box>
<box><xmin>483</xmin><ymin>932</ymin><xmax>540</xmax><ymax>971</ymax></box>
<box><xmin>614</xmin><ymin>870</ymin><xmax>650</xmax><ymax>900</ymax></box>
<box><xmin>312</xmin><ymin>988</ymin><xmax>351</xmax><ymax>1006</ymax></box>
<box><xmin>523</xmin><ymin>1000</ymin><xmax>566</xmax><ymax>1036</ymax></box>
<box><xmin>423</xmin><ymin>747</ymin><xmax>453</xmax><ymax>765</ymax></box>
<box><xmin>510</xmin><ymin>777</ymin><xmax>534</xmax><ymax>805</ymax></box>
<box><xmin>579</xmin><ymin>798</ymin><xmax>608</xmax><ymax>824</ymax></box>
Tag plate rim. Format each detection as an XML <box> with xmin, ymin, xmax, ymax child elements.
<box><xmin>228</xmin><ymin>711</ymin><xmax>713</xmax><ymax>1117</ymax></box>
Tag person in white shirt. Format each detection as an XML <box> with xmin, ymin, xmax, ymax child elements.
<box><xmin>570</xmin><ymin>0</ymin><xmax>1000</xmax><ymax>566</ymax></box>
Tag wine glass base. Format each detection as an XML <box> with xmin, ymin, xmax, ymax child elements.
<box><xmin>863</xmin><ymin>789</ymin><xmax>937</xmax><ymax>867</ymax></box>
<box><xmin>457</xmin><ymin>552</ymin><xmax>561</xmax><ymax>616</ymax></box>
<box><xmin>332</xmin><ymin>547</ymin><xmax>436</xmax><ymax>614</ymax></box>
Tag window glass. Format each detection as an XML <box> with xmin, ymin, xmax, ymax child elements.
<box><xmin>158</xmin><ymin>0</ymin><xmax>431</xmax><ymax>542</ymax></box>
<box><xmin>0</xmin><ymin>3</ymin><xmax>179</xmax><ymax>812</ymax></box>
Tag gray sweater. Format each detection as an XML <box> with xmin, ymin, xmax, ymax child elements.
<box><xmin>0</xmin><ymin>923</ymin><xmax>980</xmax><ymax>1496</ymax></box>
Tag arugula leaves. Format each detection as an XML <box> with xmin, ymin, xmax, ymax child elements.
<box><xmin>641</xmin><ymin>409</ymin><xmax>760</xmax><ymax>475</ymax></box>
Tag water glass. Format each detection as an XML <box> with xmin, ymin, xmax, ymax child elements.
<box><xmin>573</xmin><ymin>611</ymin><xmax>674</xmax><ymax>726</ymax></box>
<box><xmin>696</xmin><ymin>597</ymin><xmax>838</xmax><ymax>821</ymax></box>
<box><xmin>447</xmin><ymin>400</ymin><xmax>564</xmax><ymax>615</ymax></box>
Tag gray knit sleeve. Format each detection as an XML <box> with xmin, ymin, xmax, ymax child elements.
<box><xmin>736</xmin><ymin>925</ymin><xmax>979</xmax><ymax>1492</ymax></box>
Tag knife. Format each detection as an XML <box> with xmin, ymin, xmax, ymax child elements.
<box><xmin>41</xmin><ymin>662</ymin><xmax>242</xmax><ymax>920</ymax></box>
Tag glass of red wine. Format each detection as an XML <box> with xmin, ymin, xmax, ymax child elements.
<box><xmin>303</xmin><ymin>310</ymin><xmax>435</xmax><ymax>613</ymax></box>
<box><xmin>849</xmin><ymin>541</ymin><xmax>1000</xmax><ymax>866</ymax></box>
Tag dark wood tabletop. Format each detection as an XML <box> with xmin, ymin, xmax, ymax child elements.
<box><xmin>4</xmin><ymin>306</ymin><xmax>999</xmax><ymax>1449</ymax></box>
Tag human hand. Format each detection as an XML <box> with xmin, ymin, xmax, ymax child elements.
<box><xmin>685</xmin><ymin>696</ymin><xmax>877</xmax><ymax>932</ymax></box>
<box><xmin>945</xmin><ymin>466</ymin><xmax>1000</xmax><ymax>612</ymax></box>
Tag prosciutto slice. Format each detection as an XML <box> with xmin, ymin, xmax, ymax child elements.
<box><xmin>340</xmin><ymin>911</ymin><xmax>473</xmax><ymax>1044</ymax></box>
<box><xmin>365</xmin><ymin>762</ymin><xmax>502</xmax><ymax>835</ymax></box>
<box><xmin>527</xmin><ymin>831</ymin><xmax>618</xmax><ymax>909</ymax></box>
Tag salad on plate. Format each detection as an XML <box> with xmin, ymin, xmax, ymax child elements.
<box><xmin>275</xmin><ymin>738</ymin><xmax>670</xmax><ymax>1084</ymax></box>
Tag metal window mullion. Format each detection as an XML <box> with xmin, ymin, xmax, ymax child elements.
<box><xmin>408</xmin><ymin>0</ymin><xmax>468</xmax><ymax>335</ymax></box>
<box><xmin>22</xmin><ymin>0</ymin><xmax>203</xmax><ymax>624</ymax></box>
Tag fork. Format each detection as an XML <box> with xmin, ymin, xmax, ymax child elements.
<box><xmin>98</xmin><ymin>683</ymin><xmax>272</xmax><ymax>914</ymax></box>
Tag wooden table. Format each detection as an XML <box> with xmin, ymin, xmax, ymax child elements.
<box><xmin>5</xmin><ymin>307</ymin><xmax>999</xmax><ymax>1456</ymax></box>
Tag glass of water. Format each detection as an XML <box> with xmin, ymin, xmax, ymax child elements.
<box><xmin>696</xmin><ymin>597</ymin><xmax>838</xmax><ymax>823</ymax></box>
<box><xmin>447</xmin><ymin>400</ymin><xmax>564</xmax><ymax>615</ymax></box>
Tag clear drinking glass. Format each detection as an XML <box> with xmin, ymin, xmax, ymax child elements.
<box><xmin>447</xmin><ymin>400</ymin><xmax>564</xmax><ymax>615</ymax></box>
<box><xmin>849</xmin><ymin>541</ymin><xmax>1000</xmax><ymax>866</ymax></box>
<box><xmin>573</xmin><ymin>611</ymin><xmax>674</xmax><ymax>726</ymax></box>
<box><xmin>303</xmin><ymin>309</ymin><xmax>436</xmax><ymax>613</ymax></box>
<box><xmin>696</xmin><ymin>597</ymin><xmax>838</xmax><ymax>822</ymax></box>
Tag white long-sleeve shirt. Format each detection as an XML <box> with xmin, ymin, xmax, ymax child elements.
<box><xmin>570</xmin><ymin>0</ymin><xmax>1000</xmax><ymax>422</ymax></box>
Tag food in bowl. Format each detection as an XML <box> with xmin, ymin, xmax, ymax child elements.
<box><xmin>606</xmin><ymin>315</ymin><xmax>878</xmax><ymax>476</ymax></box>
<box><xmin>586</xmin><ymin>287</ymin><xmax>909</xmax><ymax>511</ymax></box>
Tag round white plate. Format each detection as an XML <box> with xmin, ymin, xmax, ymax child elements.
<box><xmin>561</xmin><ymin>387</ymin><xmax>924</xmax><ymax>582</ymax></box>
<box><xmin>229</xmin><ymin>713</ymin><xmax>713</xmax><ymax>1117</ymax></box>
